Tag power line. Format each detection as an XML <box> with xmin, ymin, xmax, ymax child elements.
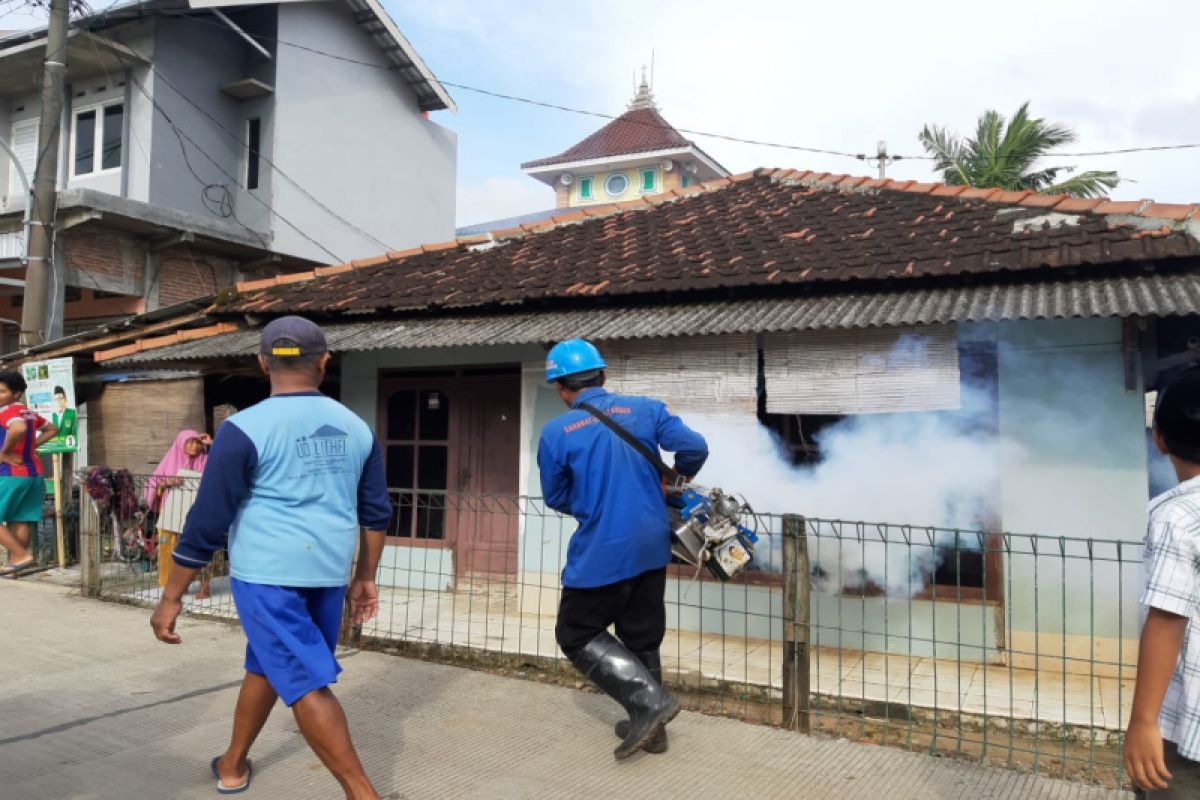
<box><xmin>77</xmin><ymin>7</ymin><xmax>396</xmax><ymax>253</ymax></box>
<box><xmin>154</xmin><ymin>10</ymin><xmax>1200</xmax><ymax>164</ymax></box>
<box><xmin>17</xmin><ymin>7</ymin><xmax>384</xmax><ymax>258</ymax></box>
<box><xmin>146</xmin><ymin>62</ymin><xmax>398</xmax><ymax>254</ymax></box>
<box><xmin>84</xmin><ymin>33</ymin><xmax>347</xmax><ymax>263</ymax></box>
<box><xmin>122</xmin><ymin>71</ymin><xmax>341</xmax><ymax>261</ymax></box>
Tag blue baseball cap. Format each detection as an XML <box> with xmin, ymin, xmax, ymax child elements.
<box><xmin>260</xmin><ymin>315</ymin><xmax>328</xmax><ymax>357</ymax></box>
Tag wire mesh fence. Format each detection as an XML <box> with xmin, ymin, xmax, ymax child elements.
<box><xmin>77</xmin><ymin>478</ymin><xmax>1140</xmax><ymax>790</ymax></box>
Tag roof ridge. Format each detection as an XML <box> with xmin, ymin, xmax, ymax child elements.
<box><xmin>93</xmin><ymin>322</ymin><xmax>243</xmax><ymax>363</ymax></box>
<box><xmin>765</xmin><ymin>167</ymin><xmax>1200</xmax><ymax>224</ymax></box>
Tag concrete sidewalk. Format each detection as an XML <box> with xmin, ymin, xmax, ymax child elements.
<box><xmin>0</xmin><ymin>580</ymin><xmax>1129</xmax><ymax>800</ymax></box>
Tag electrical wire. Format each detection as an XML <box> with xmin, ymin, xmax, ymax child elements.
<box><xmin>77</xmin><ymin>7</ymin><xmax>396</xmax><ymax>253</ymax></box>
<box><xmin>158</xmin><ymin>10</ymin><xmax>1200</xmax><ymax>164</ymax></box>
<box><xmin>87</xmin><ymin>36</ymin><xmax>345</xmax><ymax>262</ymax></box>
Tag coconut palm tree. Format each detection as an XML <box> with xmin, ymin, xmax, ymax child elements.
<box><xmin>918</xmin><ymin>102</ymin><xmax>1120</xmax><ymax>198</ymax></box>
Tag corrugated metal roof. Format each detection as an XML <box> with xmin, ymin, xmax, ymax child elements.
<box><xmin>112</xmin><ymin>272</ymin><xmax>1200</xmax><ymax>365</ymax></box>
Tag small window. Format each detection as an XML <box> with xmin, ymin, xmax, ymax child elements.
<box><xmin>101</xmin><ymin>104</ymin><xmax>123</xmax><ymax>170</ymax></box>
<box><xmin>579</xmin><ymin>176</ymin><xmax>593</xmax><ymax>200</ymax></box>
<box><xmin>682</xmin><ymin>174</ymin><xmax>691</xmax><ymax>189</ymax></box>
<box><xmin>71</xmin><ymin>101</ymin><xmax>123</xmax><ymax>177</ymax></box>
<box><xmin>604</xmin><ymin>172</ymin><xmax>629</xmax><ymax>197</ymax></box>
<box><xmin>246</xmin><ymin>118</ymin><xmax>261</xmax><ymax>191</ymax></box>
<box><xmin>74</xmin><ymin>110</ymin><xmax>96</xmax><ymax>175</ymax></box>
<box><xmin>641</xmin><ymin>169</ymin><xmax>655</xmax><ymax>192</ymax></box>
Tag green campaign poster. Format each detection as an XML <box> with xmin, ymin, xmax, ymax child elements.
<box><xmin>24</xmin><ymin>358</ymin><xmax>78</xmax><ymax>454</ymax></box>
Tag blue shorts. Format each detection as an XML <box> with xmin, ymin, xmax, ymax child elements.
<box><xmin>230</xmin><ymin>578</ymin><xmax>346</xmax><ymax>706</ymax></box>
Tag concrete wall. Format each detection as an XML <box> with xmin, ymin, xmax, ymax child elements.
<box><xmin>271</xmin><ymin>1</ymin><xmax>457</xmax><ymax>262</ymax></box>
<box><xmin>149</xmin><ymin>16</ymin><xmax>256</xmax><ymax>222</ymax></box>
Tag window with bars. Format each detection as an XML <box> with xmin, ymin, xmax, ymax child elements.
<box><xmin>383</xmin><ymin>388</ymin><xmax>451</xmax><ymax>540</ymax></box>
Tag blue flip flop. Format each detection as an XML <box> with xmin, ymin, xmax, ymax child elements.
<box><xmin>210</xmin><ymin>756</ymin><xmax>253</xmax><ymax>795</ymax></box>
<box><xmin>0</xmin><ymin>559</ymin><xmax>36</xmax><ymax>578</ymax></box>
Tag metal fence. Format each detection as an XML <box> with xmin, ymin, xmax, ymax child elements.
<box><xmin>78</xmin><ymin>479</ymin><xmax>1140</xmax><ymax>790</ymax></box>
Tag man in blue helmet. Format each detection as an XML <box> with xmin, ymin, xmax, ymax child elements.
<box><xmin>538</xmin><ymin>338</ymin><xmax>709</xmax><ymax>760</ymax></box>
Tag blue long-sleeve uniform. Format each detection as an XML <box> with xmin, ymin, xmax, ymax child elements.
<box><xmin>538</xmin><ymin>387</ymin><xmax>708</xmax><ymax>589</ymax></box>
<box><xmin>174</xmin><ymin>392</ymin><xmax>392</xmax><ymax>587</ymax></box>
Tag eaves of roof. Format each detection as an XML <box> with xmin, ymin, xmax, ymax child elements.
<box><xmin>100</xmin><ymin>269</ymin><xmax>1200</xmax><ymax>365</ymax></box>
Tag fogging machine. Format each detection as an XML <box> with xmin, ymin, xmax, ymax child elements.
<box><xmin>578</xmin><ymin>403</ymin><xmax>759</xmax><ymax>581</ymax></box>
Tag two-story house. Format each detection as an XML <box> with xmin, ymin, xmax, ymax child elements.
<box><xmin>0</xmin><ymin>0</ymin><xmax>457</xmax><ymax>350</ymax></box>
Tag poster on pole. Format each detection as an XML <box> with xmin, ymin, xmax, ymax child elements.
<box><xmin>22</xmin><ymin>357</ymin><xmax>78</xmax><ymax>453</ymax></box>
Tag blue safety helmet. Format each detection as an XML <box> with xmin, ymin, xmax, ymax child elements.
<box><xmin>545</xmin><ymin>338</ymin><xmax>607</xmax><ymax>383</ymax></box>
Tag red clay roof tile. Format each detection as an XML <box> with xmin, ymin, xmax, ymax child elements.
<box><xmin>314</xmin><ymin>263</ymin><xmax>355</xmax><ymax>278</ymax></box>
<box><xmin>1094</xmin><ymin>201</ymin><xmax>1143</xmax><ymax>215</ymax></box>
<box><xmin>1053</xmin><ymin>198</ymin><xmax>1105</xmax><ymax>212</ymax></box>
<box><xmin>276</xmin><ymin>271</ymin><xmax>316</xmax><ymax>285</ymax></box>
<box><xmin>1139</xmin><ymin>203</ymin><xmax>1200</xmax><ymax>221</ymax></box>
<box><xmin>1017</xmin><ymin>194</ymin><xmax>1066</xmax><ymax>208</ymax></box>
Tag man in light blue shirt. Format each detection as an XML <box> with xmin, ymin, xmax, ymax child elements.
<box><xmin>151</xmin><ymin>316</ymin><xmax>391</xmax><ymax>799</ymax></box>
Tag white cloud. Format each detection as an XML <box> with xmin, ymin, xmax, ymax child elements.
<box><xmin>456</xmin><ymin>175</ymin><xmax>555</xmax><ymax>228</ymax></box>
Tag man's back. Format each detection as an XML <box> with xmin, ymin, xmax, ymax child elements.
<box><xmin>538</xmin><ymin>386</ymin><xmax>707</xmax><ymax>588</ymax></box>
<box><xmin>175</xmin><ymin>392</ymin><xmax>389</xmax><ymax>588</ymax></box>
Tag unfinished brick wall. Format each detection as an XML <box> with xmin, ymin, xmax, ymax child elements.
<box><xmin>66</xmin><ymin>227</ymin><xmax>147</xmax><ymax>292</ymax></box>
<box><xmin>157</xmin><ymin>250</ymin><xmax>237</xmax><ymax>307</ymax></box>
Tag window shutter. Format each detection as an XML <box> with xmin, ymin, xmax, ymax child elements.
<box><xmin>601</xmin><ymin>334</ymin><xmax>757</xmax><ymax>414</ymax></box>
<box><xmin>763</xmin><ymin>326</ymin><xmax>960</xmax><ymax>415</ymax></box>
<box><xmin>8</xmin><ymin>120</ymin><xmax>38</xmax><ymax>200</ymax></box>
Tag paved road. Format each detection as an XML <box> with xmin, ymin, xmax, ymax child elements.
<box><xmin>0</xmin><ymin>580</ymin><xmax>1130</xmax><ymax>799</ymax></box>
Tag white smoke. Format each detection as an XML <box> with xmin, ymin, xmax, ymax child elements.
<box><xmin>683</xmin><ymin>401</ymin><xmax>999</xmax><ymax>595</ymax></box>
<box><xmin>677</xmin><ymin>333</ymin><xmax>1003</xmax><ymax>597</ymax></box>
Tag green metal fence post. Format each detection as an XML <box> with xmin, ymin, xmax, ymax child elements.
<box><xmin>782</xmin><ymin>514</ymin><xmax>811</xmax><ymax>733</ymax></box>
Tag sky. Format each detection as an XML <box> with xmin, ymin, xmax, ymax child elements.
<box><xmin>4</xmin><ymin>0</ymin><xmax>1200</xmax><ymax>228</ymax></box>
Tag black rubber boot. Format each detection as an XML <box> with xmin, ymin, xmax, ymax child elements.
<box><xmin>571</xmin><ymin>633</ymin><xmax>680</xmax><ymax>760</ymax></box>
<box><xmin>614</xmin><ymin>650</ymin><xmax>668</xmax><ymax>753</ymax></box>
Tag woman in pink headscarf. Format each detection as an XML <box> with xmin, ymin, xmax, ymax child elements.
<box><xmin>148</xmin><ymin>430</ymin><xmax>212</xmax><ymax>597</ymax></box>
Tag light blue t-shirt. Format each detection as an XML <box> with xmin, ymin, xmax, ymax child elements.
<box><xmin>174</xmin><ymin>392</ymin><xmax>391</xmax><ymax>587</ymax></box>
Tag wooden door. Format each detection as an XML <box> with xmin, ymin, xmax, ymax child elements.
<box><xmin>452</xmin><ymin>375</ymin><xmax>520</xmax><ymax>577</ymax></box>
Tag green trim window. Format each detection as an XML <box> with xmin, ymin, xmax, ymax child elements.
<box><xmin>641</xmin><ymin>169</ymin><xmax>656</xmax><ymax>192</ymax></box>
<box><xmin>579</xmin><ymin>176</ymin><xmax>594</xmax><ymax>200</ymax></box>
<box><xmin>681</xmin><ymin>174</ymin><xmax>691</xmax><ymax>189</ymax></box>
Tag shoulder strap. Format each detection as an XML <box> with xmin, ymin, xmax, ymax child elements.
<box><xmin>577</xmin><ymin>401</ymin><xmax>681</xmax><ymax>484</ymax></box>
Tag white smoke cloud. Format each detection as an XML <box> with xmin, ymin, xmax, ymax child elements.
<box><xmin>683</xmin><ymin>399</ymin><xmax>1000</xmax><ymax>595</ymax></box>
<box><xmin>678</xmin><ymin>332</ymin><xmax>1004</xmax><ymax>596</ymax></box>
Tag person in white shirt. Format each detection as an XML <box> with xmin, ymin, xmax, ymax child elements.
<box><xmin>1126</xmin><ymin>365</ymin><xmax>1200</xmax><ymax>797</ymax></box>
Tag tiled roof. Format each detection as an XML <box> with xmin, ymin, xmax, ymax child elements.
<box><xmin>521</xmin><ymin>107</ymin><xmax>695</xmax><ymax>169</ymax></box>
<box><xmin>220</xmin><ymin>168</ymin><xmax>1200</xmax><ymax>317</ymax></box>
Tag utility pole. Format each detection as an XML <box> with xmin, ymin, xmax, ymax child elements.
<box><xmin>21</xmin><ymin>0</ymin><xmax>70</xmax><ymax>348</ymax></box>
<box><xmin>874</xmin><ymin>141</ymin><xmax>893</xmax><ymax>179</ymax></box>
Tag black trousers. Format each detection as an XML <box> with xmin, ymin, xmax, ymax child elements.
<box><xmin>555</xmin><ymin>567</ymin><xmax>668</xmax><ymax>661</ymax></box>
